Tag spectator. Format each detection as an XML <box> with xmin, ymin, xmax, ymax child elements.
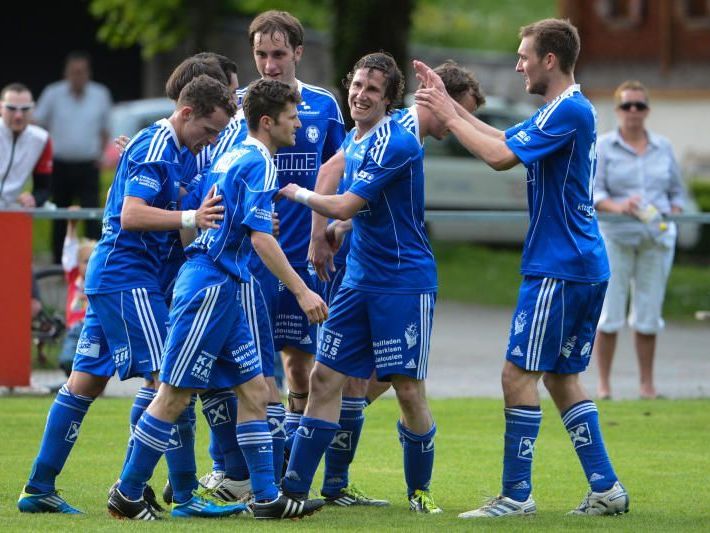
<box><xmin>0</xmin><ymin>83</ymin><xmax>53</xmax><ymax>209</ymax></box>
<box><xmin>34</xmin><ymin>51</ymin><xmax>112</xmax><ymax>263</ymax></box>
<box><xmin>593</xmin><ymin>80</ymin><xmax>685</xmax><ymax>400</ymax></box>
<box><xmin>57</xmin><ymin>208</ymin><xmax>96</xmax><ymax>376</ymax></box>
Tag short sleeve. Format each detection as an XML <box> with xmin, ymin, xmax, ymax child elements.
<box><xmin>348</xmin><ymin>137</ymin><xmax>412</xmax><ymax>202</ymax></box>
<box><xmin>124</xmin><ymin>161</ymin><xmax>166</xmax><ymax>203</ymax></box>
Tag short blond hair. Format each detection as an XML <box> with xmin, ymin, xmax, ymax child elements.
<box><xmin>613</xmin><ymin>80</ymin><xmax>649</xmax><ymax>105</ymax></box>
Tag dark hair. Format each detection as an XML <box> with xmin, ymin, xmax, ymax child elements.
<box><xmin>1</xmin><ymin>82</ymin><xmax>32</xmax><ymax>100</ymax></box>
<box><xmin>192</xmin><ymin>52</ymin><xmax>238</xmax><ymax>83</ymax></box>
<box><xmin>344</xmin><ymin>52</ymin><xmax>404</xmax><ymax>113</ymax></box>
<box><xmin>519</xmin><ymin>18</ymin><xmax>580</xmax><ymax>75</ymax></box>
<box><xmin>242</xmin><ymin>79</ymin><xmax>301</xmax><ymax>131</ymax></box>
<box><xmin>176</xmin><ymin>74</ymin><xmax>237</xmax><ymax>118</ymax></box>
<box><xmin>432</xmin><ymin>60</ymin><xmax>486</xmax><ymax>108</ymax></box>
<box><xmin>65</xmin><ymin>50</ymin><xmax>91</xmax><ymax>67</ymax></box>
<box><xmin>249</xmin><ymin>10</ymin><xmax>304</xmax><ymax>50</ymax></box>
<box><xmin>165</xmin><ymin>56</ymin><xmax>229</xmax><ymax>100</ymax></box>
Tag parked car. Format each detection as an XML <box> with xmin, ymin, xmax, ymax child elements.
<box><xmin>102</xmin><ymin>98</ymin><xmax>175</xmax><ymax>168</ymax></box>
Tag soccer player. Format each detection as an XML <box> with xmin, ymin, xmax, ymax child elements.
<box><xmin>278</xmin><ymin>52</ymin><xmax>442</xmax><ymax>514</ymax></box>
<box><xmin>17</xmin><ymin>75</ymin><xmax>234</xmax><ymax>515</ymax></box>
<box><xmin>307</xmin><ymin>60</ymin><xmax>485</xmax><ymax>505</ymax></box>
<box><xmin>195</xmin><ymin>9</ymin><xmax>353</xmax><ymax>503</ymax></box>
<box><xmin>414</xmin><ymin>18</ymin><xmax>630</xmax><ymax>518</ymax></box>
<box><xmin>107</xmin><ymin>79</ymin><xmax>328</xmax><ymax>521</ymax></box>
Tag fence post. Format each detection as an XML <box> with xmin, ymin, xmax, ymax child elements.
<box><xmin>0</xmin><ymin>212</ymin><xmax>32</xmax><ymax>386</ymax></box>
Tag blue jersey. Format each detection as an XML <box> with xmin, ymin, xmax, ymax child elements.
<box><xmin>340</xmin><ymin>116</ymin><xmax>437</xmax><ymax>293</ymax></box>
<box><xmin>86</xmin><ymin>119</ymin><xmax>181</xmax><ymax>294</ymax></box>
<box><xmin>505</xmin><ymin>85</ymin><xmax>609</xmax><ymax>283</ymax></box>
<box><xmin>185</xmin><ymin>136</ymin><xmax>277</xmax><ymax>281</ymax></box>
<box><xmin>237</xmin><ymin>81</ymin><xmax>346</xmax><ymax>267</ymax></box>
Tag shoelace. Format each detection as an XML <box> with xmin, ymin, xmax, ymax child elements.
<box><xmin>343</xmin><ymin>485</ymin><xmax>368</xmax><ymax>499</ymax></box>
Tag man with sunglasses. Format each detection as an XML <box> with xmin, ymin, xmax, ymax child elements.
<box><xmin>593</xmin><ymin>80</ymin><xmax>685</xmax><ymax>401</ymax></box>
<box><xmin>0</xmin><ymin>83</ymin><xmax>52</xmax><ymax>209</ymax></box>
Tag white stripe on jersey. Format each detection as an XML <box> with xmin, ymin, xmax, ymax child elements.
<box><xmin>300</xmin><ymin>81</ymin><xmax>345</xmax><ymax>124</ymax></box>
<box><xmin>525</xmin><ymin>278</ymin><xmax>557</xmax><ymax>370</ymax></box>
<box><xmin>131</xmin><ymin>288</ymin><xmax>164</xmax><ymax>371</ymax></box>
<box><xmin>535</xmin><ymin>86</ymin><xmax>578</xmax><ymax>131</ymax></box>
<box><xmin>145</xmin><ymin>126</ymin><xmax>170</xmax><ymax>162</ymax></box>
<box><xmin>170</xmin><ymin>285</ymin><xmax>221</xmax><ymax>385</ymax></box>
<box><xmin>370</xmin><ymin>121</ymin><xmax>391</xmax><ymax>165</ymax></box>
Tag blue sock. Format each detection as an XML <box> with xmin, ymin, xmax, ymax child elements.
<box><xmin>237</xmin><ymin>420</ymin><xmax>278</xmax><ymax>502</ymax></box>
<box><xmin>282</xmin><ymin>417</ymin><xmax>339</xmax><ymax>497</ymax></box>
<box><xmin>165</xmin><ymin>396</ymin><xmax>198</xmax><ymax>504</ymax></box>
<box><xmin>267</xmin><ymin>402</ymin><xmax>287</xmax><ymax>484</ymax></box>
<box><xmin>200</xmin><ymin>389</ymin><xmax>237</xmax><ymax>472</ymax></box>
<box><xmin>27</xmin><ymin>384</ymin><xmax>94</xmax><ymax>493</ymax></box>
<box><xmin>398</xmin><ymin>421</ymin><xmax>436</xmax><ymax>497</ymax></box>
<box><xmin>120</xmin><ymin>387</ymin><xmax>156</xmax><ymax>475</ymax></box>
<box><xmin>562</xmin><ymin>400</ymin><xmax>618</xmax><ymax>492</ymax></box>
<box><xmin>502</xmin><ymin>406</ymin><xmax>542</xmax><ymax>501</ymax></box>
<box><xmin>119</xmin><ymin>412</ymin><xmax>172</xmax><ymax>500</ymax></box>
<box><xmin>322</xmin><ymin>397</ymin><xmax>366</xmax><ymax>496</ymax></box>
<box><xmin>283</xmin><ymin>410</ymin><xmax>303</xmax><ymax>453</ymax></box>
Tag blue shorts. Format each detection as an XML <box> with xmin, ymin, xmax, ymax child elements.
<box><xmin>160</xmin><ymin>260</ymin><xmax>262</xmax><ymax>390</ymax></box>
<box><xmin>240</xmin><ymin>276</ymin><xmax>276</xmax><ymax>378</ymax></box>
<box><xmin>316</xmin><ymin>287</ymin><xmax>435</xmax><ymax>381</ymax></box>
<box><xmin>73</xmin><ymin>289</ymin><xmax>168</xmax><ymax>380</ymax></box>
<box><xmin>505</xmin><ymin>276</ymin><xmax>608</xmax><ymax>374</ymax></box>
<box><xmin>323</xmin><ymin>263</ymin><xmax>346</xmax><ymax>306</ymax></box>
<box><xmin>262</xmin><ymin>264</ymin><xmax>320</xmax><ymax>354</ymax></box>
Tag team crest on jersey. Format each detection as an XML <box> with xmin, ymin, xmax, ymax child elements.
<box><xmin>305</xmin><ymin>125</ymin><xmax>320</xmax><ymax>143</ymax></box>
<box><xmin>404</xmin><ymin>323</ymin><xmax>419</xmax><ymax>349</ymax></box>
<box><xmin>514</xmin><ymin>310</ymin><xmax>527</xmax><ymax>335</ymax></box>
<box><xmin>561</xmin><ymin>336</ymin><xmax>577</xmax><ymax>358</ymax></box>
<box><xmin>329</xmin><ymin>430</ymin><xmax>352</xmax><ymax>451</ymax></box>
<box><xmin>517</xmin><ymin>436</ymin><xmax>536</xmax><ymax>461</ymax></box>
<box><xmin>65</xmin><ymin>421</ymin><xmax>81</xmax><ymax>443</ymax></box>
<box><xmin>568</xmin><ymin>422</ymin><xmax>592</xmax><ymax>449</ymax></box>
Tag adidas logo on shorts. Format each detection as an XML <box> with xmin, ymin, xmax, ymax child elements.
<box><xmin>511</xmin><ymin>346</ymin><xmax>524</xmax><ymax>357</ymax></box>
<box><xmin>405</xmin><ymin>359</ymin><xmax>416</xmax><ymax>369</ymax></box>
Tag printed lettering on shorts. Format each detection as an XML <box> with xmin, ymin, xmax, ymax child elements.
<box><xmin>112</xmin><ymin>344</ymin><xmax>130</xmax><ymax>368</ymax></box>
<box><xmin>76</xmin><ymin>334</ymin><xmax>101</xmax><ymax>358</ymax></box>
<box><xmin>318</xmin><ymin>326</ymin><xmax>343</xmax><ymax>361</ymax></box>
<box><xmin>230</xmin><ymin>340</ymin><xmax>259</xmax><ymax>373</ymax></box>
<box><xmin>275</xmin><ymin>312</ymin><xmax>304</xmax><ymax>341</ymax></box>
<box><xmin>373</xmin><ymin>337</ymin><xmax>404</xmax><ymax>370</ymax></box>
<box><xmin>190</xmin><ymin>350</ymin><xmax>217</xmax><ymax>384</ymax></box>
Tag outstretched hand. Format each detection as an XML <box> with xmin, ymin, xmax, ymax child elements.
<box><xmin>412</xmin><ymin>60</ymin><xmax>446</xmax><ymax>92</ymax></box>
<box><xmin>195</xmin><ymin>185</ymin><xmax>224</xmax><ymax>230</ymax></box>
<box><xmin>277</xmin><ymin>183</ymin><xmax>300</xmax><ymax>202</ymax></box>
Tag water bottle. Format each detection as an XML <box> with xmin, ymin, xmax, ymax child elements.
<box><xmin>635</xmin><ymin>204</ymin><xmax>668</xmax><ymax>241</ymax></box>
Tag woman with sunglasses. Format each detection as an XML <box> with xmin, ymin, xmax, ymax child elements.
<box><xmin>593</xmin><ymin>80</ymin><xmax>686</xmax><ymax>400</ymax></box>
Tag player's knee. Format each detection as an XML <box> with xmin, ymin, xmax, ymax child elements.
<box><xmin>308</xmin><ymin>365</ymin><xmax>341</xmax><ymax>403</ymax></box>
<box><xmin>66</xmin><ymin>372</ymin><xmax>108</xmax><ymax>398</ymax></box>
<box><xmin>392</xmin><ymin>379</ymin><xmax>425</xmax><ymax>412</ymax></box>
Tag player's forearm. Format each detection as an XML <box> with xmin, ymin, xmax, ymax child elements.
<box><xmin>447</xmin><ymin>116</ymin><xmax>518</xmax><ymax>170</ymax></box>
<box><xmin>121</xmin><ymin>198</ymin><xmax>192</xmax><ymax>232</ymax></box>
<box><xmin>452</xmin><ymin>100</ymin><xmax>506</xmax><ymax>140</ymax></box>
<box><xmin>251</xmin><ymin>231</ymin><xmax>309</xmax><ymax>297</ymax></box>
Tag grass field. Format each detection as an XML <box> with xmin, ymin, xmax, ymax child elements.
<box><xmin>2</xmin><ymin>396</ymin><xmax>709</xmax><ymax>531</ymax></box>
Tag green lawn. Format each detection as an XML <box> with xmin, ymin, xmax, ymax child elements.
<box><xmin>1</xmin><ymin>397</ymin><xmax>709</xmax><ymax>531</ymax></box>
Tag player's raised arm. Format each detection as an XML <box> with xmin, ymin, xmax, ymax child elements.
<box><xmin>280</xmin><ymin>185</ymin><xmax>366</xmax><ymax>221</ymax></box>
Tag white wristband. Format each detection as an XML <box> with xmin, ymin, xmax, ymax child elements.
<box><xmin>181</xmin><ymin>209</ymin><xmax>197</xmax><ymax>229</ymax></box>
<box><xmin>294</xmin><ymin>187</ymin><xmax>315</xmax><ymax>206</ymax></box>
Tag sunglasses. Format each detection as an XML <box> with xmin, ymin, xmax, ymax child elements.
<box><xmin>3</xmin><ymin>103</ymin><xmax>34</xmax><ymax>113</ymax></box>
<box><xmin>618</xmin><ymin>101</ymin><xmax>648</xmax><ymax>112</ymax></box>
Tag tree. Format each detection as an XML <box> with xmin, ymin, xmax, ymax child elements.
<box><xmin>332</xmin><ymin>0</ymin><xmax>415</xmax><ymax>128</ymax></box>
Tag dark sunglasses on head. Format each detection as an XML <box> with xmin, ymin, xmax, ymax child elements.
<box><xmin>3</xmin><ymin>103</ymin><xmax>34</xmax><ymax>112</ymax></box>
<box><xmin>618</xmin><ymin>101</ymin><xmax>648</xmax><ymax>112</ymax></box>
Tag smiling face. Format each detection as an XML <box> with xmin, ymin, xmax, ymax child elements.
<box><xmin>252</xmin><ymin>31</ymin><xmax>302</xmax><ymax>86</ymax></box>
<box><xmin>348</xmin><ymin>68</ymin><xmax>390</xmax><ymax>133</ymax></box>
<box><xmin>1</xmin><ymin>89</ymin><xmax>34</xmax><ymax>133</ymax></box>
<box><xmin>180</xmin><ymin>106</ymin><xmax>231</xmax><ymax>154</ymax></box>
<box><xmin>516</xmin><ymin>35</ymin><xmax>549</xmax><ymax>97</ymax></box>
